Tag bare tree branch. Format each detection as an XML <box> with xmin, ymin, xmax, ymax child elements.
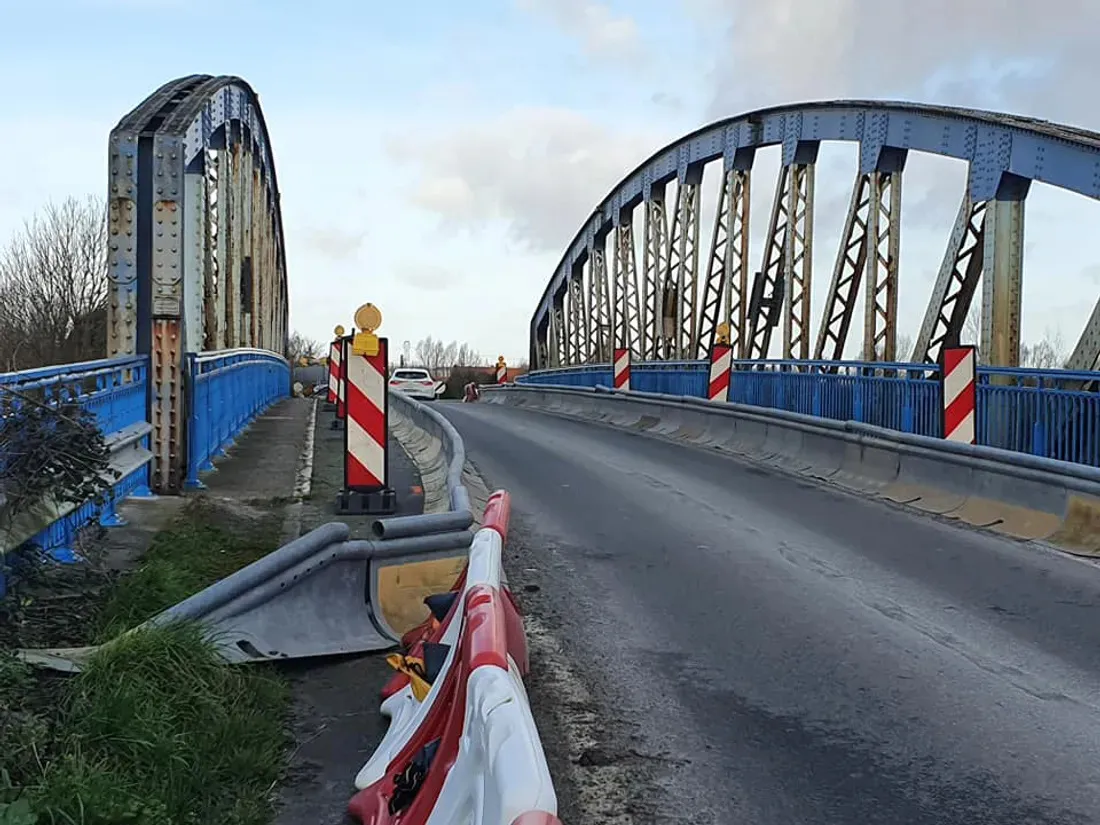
<box><xmin>0</xmin><ymin>196</ymin><xmax>108</xmax><ymax>371</ymax></box>
<box><xmin>286</xmin><ymin>330</ymin><xmax>325</xmax><ymax>362</ymax></box>
<box><xmin>412</xmin><ymin>336</ymin><xmax>486</xmax><ymax>375</ymax></box>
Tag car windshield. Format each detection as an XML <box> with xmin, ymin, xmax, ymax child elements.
<box><xmin>393</xmin><ymin>370</ymin><xmax>429</xmax><ymax>380</ymax></box>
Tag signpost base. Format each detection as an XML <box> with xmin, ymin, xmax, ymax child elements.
<box><xmin>335</xmin><ymin>488</ymin><xmax>398</xmax><ymax>516</ymax></box>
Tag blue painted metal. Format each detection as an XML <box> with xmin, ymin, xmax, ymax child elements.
<box><xmin>0</xmin><ymin>356</ymin><xmax>150</xmax><ymax>595</ymax></box>
<box><xmin>184</xmin><ymin>349</ymin><xmax>290</xmax><ymax>489</ymax></box>
<box><xmin>530</xmin><ymin>100</ymin><xmax>1100</xmax><ymax>347</ymax></box>
<box><xmin>520</xmin><ymin>360</ymin><xmax>1100</xmax><ymax>469</ymax></box>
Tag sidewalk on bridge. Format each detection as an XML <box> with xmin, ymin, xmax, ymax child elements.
<box><xmin>104</xmin><ymin>397</ymin><xmax>317</xmax><ymax>570</ymax></box>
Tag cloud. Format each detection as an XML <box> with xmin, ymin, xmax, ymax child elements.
<box><xmin>387</xmin><ymin>107</ymin><xmax>674</xmax><ymax>253</ymax></box>
<box><xmin>694</xmin><ymin>0</ymin><xmax>1100</xmax><ymax>127</ymax></box>
<box><xmin>301</xmin><ymin>227</ymin><xmax>366</xmax><ymax>262</ymax></box>
<box><xmin>395</xmin><ymin>262</ymin><xmax>460</xmax><ymax>292</ymax></box>
<box><xmin>651</xmin><ymin>92</ymin><xmax>684</xmax><ymax>110</ymax></box>
<box><xmin>515</xmin><ymin>0</ymin><xmax>641</xmax><ymax>62</ymax></box>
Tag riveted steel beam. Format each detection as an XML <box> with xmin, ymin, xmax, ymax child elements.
<box><xmin>613</xmin><ymin>218</ymin><xmax>642</xmax><ymax>354</ymax></box>
<box><xmin>1066</xmin><ymin>298</ymin><xmax>1100</xmax><ymax>372</ymax></box>
<box><xmin>781</xmin><ymin>160</ymin><xmax>815</xmax><ymax>361</ymax></box>
<box><xmin>568</xmin><ymin>271</ymin><xmax>587</xmax><ymax>365</ymax></box>
<box><xmin>697</xmin><ymin>167</ymin><xmax>751</xmax><ymax>359</ymax></box>
<box><xmin>747</xmin><ymin>165</ymin><xmax>791</xmax><ymax>360</ymax></box>
<box><xmin>550</xmin><ymin>300</ymin><xmax>565</xmax><ymax>367</ymax></box>
<box><xmin>641</xmin><ymin>191</ymin><xmax>668</xmax><ymax>359</ymax></box>
<box><xmin>587</xmin><ymin>244</ymin><xmax>611</xmax><ymax>362</ymax></box>
<box><xmin>913</xmin><ymin>190</ymin><xmax>987</xmax><ymax>365</ymax></box>
<box><xmin>814</xmin><ymin>173</ymin><xmax>871</xmax><ymax>361</ymax></box>
<box><xmin>107</xmin><ymin>132</ymin><xmax>139</xmax><ymax>358</ymax></box>
<box><xmin>862</xmin><ymin>159</ymin><xmax>905</xmax><ymax>361</ymax></box>
<box><xmin>665</xmin><ymin>170</ymin><xmax>703</xmax><ymax>359</ymax></box>
<box><xmin>980</xmin><ymin>173</ymin><xmax>1029</xmax><ymax>367</ymax></box>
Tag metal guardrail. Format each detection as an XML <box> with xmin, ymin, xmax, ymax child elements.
<box><xmin>0</xmin><ymin>356</ymin><xmax>152</xmax><ymax>592</ymax></box>
<box><xmin>519</xmin><ymin>359</ymin><xmax>1100</xmax><ymax>468</ymax></box>
<box><xmin>385</xmin><ymin>388</ymin><xmax>473</xmax><ymax>518</ymax></box>
<box><xmin>184</xmin><ymin>348</ymin><xmax>291</xmax><ymax>487</ymax></box>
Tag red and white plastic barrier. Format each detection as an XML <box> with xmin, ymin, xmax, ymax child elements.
<box><xmin>348</xmin><ymin>491</ymin><xmax>560</xmax><ymax>825</ymax></box>
<box><xmin>707</xmin><ymin>343</ymin><xmax>732</xmax><ymax>403</ymax></box>
<box><xmin>941</xmin><ymin>345</ymin><xmax>976</xmax><ymax>444</ymax></box>
<box><xmin>612</xmin><ymin>347</ymin><xmax>630</xmax><ymax>391</ymax></box>
<box><xmin>328</xmin><ymin>340</ymin><xmax>341</xmax><ymax>404</ymax></box>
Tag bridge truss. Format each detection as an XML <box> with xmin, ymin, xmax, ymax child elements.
<box><xmin>107</xmin><ymin>75</ymin><xmax>289</xmax><ymax>493</ymax></box>
<box><xmin>529</xmin><ymin>102</ymin><xmax>1100</xmax><ymax>376</ymax></box>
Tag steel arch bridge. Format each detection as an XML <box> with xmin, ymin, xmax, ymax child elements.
<box><xmin>107</xmin><ymin>75</ymin><xmax>290</xmax><ymax>493</ymax></box>
<box><xmin>528</xmin><ymin>101</ymin><xmax>1100</xmax><ymax>376</ymax></box>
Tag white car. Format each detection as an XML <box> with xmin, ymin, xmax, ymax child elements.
<box><xmin>388</xmin><ymin>367</ymin><xmax>439</xmax><ymax>400</ymax></box>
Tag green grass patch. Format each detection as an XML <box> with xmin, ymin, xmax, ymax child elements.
<box><xmin>1</xmin><ymin>623</ymin><xmax>289</xmax><ymax>825</ymax></box>
<box><xmin>0</xmin><ymin>496</ymin><xmax>291</xmax><ymax>825</ymax></box>
<box><xmin>94</xmin><ymin>499</ymin><xmax>280</xmax><ymax>641</ymax></box>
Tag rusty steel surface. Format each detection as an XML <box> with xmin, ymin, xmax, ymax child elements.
<box><xmin>106</xmin><ymin>75</ymin><xmax>290</xmax><ymax>492</ymax></box>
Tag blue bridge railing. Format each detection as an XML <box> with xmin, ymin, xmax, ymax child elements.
<box><xmin>0</xmin><ymin>347</ymin><xmax>290</xmax><ymax>597</ymax></box>
<box><xmin>184</xmin><ymin>348</ymin><xmax>291</xmax><ymax>488</ymax></box>
<box><xmin>0</xmin><ymin>356</ymin><xmax>151</xmax><ymax>589</ymax></box>
<box><xmin>519</xmin><ymin>359</ymin><xmax>1100</xmax><ymax>468</ymax></box>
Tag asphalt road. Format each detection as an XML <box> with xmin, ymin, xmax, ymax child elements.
<box><xmin>440</xmin><ymin>400</ymin><xmax>1100</xmax><ymax>825</ymax></box>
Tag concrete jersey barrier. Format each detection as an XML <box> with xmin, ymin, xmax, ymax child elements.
<box><xmin>482</xmin><ymin>383</ymin><xmax>1100</xmax><ymax>555</ymax></box>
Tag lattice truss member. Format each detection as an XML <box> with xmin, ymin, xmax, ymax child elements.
<box><xmin>531</xmin><ymin>104</ymin><xmax>1100</xmax><ymax>378</ymax></box>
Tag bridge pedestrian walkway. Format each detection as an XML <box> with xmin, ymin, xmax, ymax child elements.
<box><xmin>78</xmin><ymin>396</ymin><xmax>318</xmax><ymax>586</ymax></box>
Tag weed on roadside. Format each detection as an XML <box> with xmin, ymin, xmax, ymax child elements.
<box><xmin>47</xmin><ymin>623</ymin><xmax>288</xmax><ymax>825</ymax></box>
<box><xmin>94</xmin><ymin>498</ymin><xmax>280</xmax><ymax>641</ymax></box>
<box><xmin>0</xmin><ymin>625</ymin><xmax>289</xmax><ymax>825</ymax></box>
<box><xmin>0</xmin><ymin>496</ymin><xmax>290</xmax><ymax>825</ymax></box>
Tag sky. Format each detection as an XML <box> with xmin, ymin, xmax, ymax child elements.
<box><xmin>0</xmin><ymin>0</ymin><xmax>1098</xmax><ymax>365</ymax></box>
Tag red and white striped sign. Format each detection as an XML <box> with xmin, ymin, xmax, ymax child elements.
<box><xmin>496</xmin><ymin>363</ymin><xmax>507</xmax><ymax>384</ymax></box>
<box><xmin>942</xmin><ymin>345</ymin><xmax>976</xmax><ymax>443</ymax></box>
<box><xmin>327</xmin><ymin>341</ymin><xmax>340</xmax><ymax>404</ymax></box>
<box><xmin>613</xmin><ymin>347</ymin><xmax>631</xmax><ymax>390</ymax></box>
<box><xmin>344</xmin><ymin>337</ymin><xmax>389</xmax><ymax>490</ymax></box>
<box><xmin>708</xmin><ymin>343</ymin><xmax>732</xmax><ymax>402</ymax></box>
<box><xmin>336</xmin><ymin>337</ymin><xmax>349</xmax><ymax>420</ymax></box>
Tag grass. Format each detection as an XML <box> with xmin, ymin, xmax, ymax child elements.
<box><xmin>94</xmin><ymin>498</ymin><xmax>281</xmax><ymax>641</ymax></box>
<box><xmin>0</xmin><ymin>497</ymin><xmax>291</xmax><ymax>825</ymax></box>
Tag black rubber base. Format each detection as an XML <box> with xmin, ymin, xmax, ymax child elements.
<box><xmin>335</xmin><ymin>488</ymin><xmax>398</xmax><ymax>516</ymax></box>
